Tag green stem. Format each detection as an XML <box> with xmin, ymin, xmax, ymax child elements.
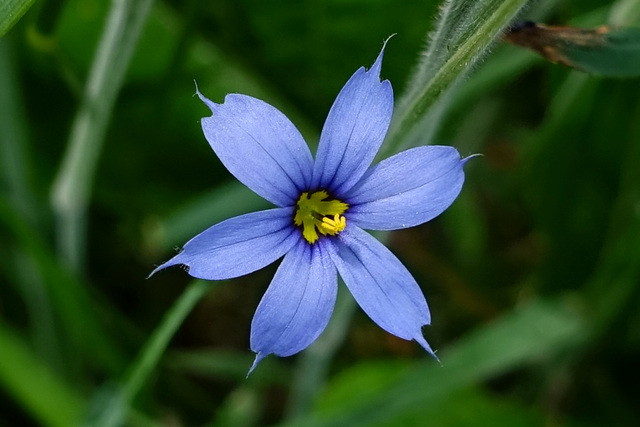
<box><xmin>92</xmin><ymin>279</ymin><xmax>215</xmax><ymax>427</ymax></box>
<box><xmin>50</xmin><ymin>0</ymin><xmax>154</xmax><ymax>271</ymax></box>
<box><xmin>382</xmin><ymin>0</ymin><xmax>529</xmax><ymax>157</ymax></box>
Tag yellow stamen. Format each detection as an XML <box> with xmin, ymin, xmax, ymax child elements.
<box><xmin>294</xmin><ymin>191</ymin><xmax>348</xmax><ymax>244</ymax></box>
<box><xmin>320</xmin><ymin>214</ymin><xmax>346</xmax><ymax>235</ymax></box>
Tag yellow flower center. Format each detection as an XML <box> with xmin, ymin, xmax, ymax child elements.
<box><xmin>294</xmin><ymin>191</ymin><xmax>348</xmax><ymax>244</ymax></box>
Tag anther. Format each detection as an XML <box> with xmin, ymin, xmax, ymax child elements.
<box><xmin>320</xmin><ymin>214</ymin><xmax>346</xmax><ymax>235</ymax></box>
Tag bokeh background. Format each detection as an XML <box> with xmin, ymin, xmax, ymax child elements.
<box><xmin>1</xmin><ymin>0</ymin><xmax>640</xmax><ymax>425</ymax></box>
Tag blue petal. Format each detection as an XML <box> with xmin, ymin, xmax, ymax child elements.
<box><xmin>311</xmin><ymin>44</ymin><xmax>394</xmax><ymax>195</ymax></box>
<box><xmin>344</xmin><ymin>146</ymin><xmax>467</xmax><ymax>230</ymax></box>
<box><xmin>326</xmin><ymin>226</ymin><xmax>435</xmax><ymax>355</ymax></box>
<box><xmin>249</xmin><ymin>238</ymin><xmax>337</xmax><ymax>373</ymax></box>
<box><xmin>198</xmin><ymin>90</ymin><xmax>314</xmax><ymax>207</ymax></box>
<box><xmin>150</xmin><ymin>208</ymin><xmax>299</xmax><ymax>280</ymax></box>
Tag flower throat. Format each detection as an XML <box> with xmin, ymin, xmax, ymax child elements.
<box><xmin>294</xmin><ymin>191</ymin><xmax>348</xmax><ymax>244</ymax></box>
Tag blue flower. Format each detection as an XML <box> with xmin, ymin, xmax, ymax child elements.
<box><xmin>153</xmin><ymin>43</ymin><xmax>470</xmax><ymax>373</ymax></box>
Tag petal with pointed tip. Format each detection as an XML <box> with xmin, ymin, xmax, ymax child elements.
<box><xmin>311</xmin><ymin>45</ymin><xmax>393</xmax><ymax>195</ymax></box>
<box><xmin>327</xmin><ymin>226</ymin><xmax>435</xmax><ymax>355</ymax></box>
<box><xmin>249</xmin><ymin>239</ymin><xmax>337</xmax><ymax>372</ymax></box>
<box><xmin>151</xmin><ymin>208</ymin><xmax>299</xmax><ymax>280</ymax></box>
<box><xmin>345</xmin><ymin>146</ymin><xmax>467</xmax><ymax>230</ymax></box>
<box><xmin>198</xmin><ymin>91</ymin><xmax>313</xmax><ymax>207</ymax></box>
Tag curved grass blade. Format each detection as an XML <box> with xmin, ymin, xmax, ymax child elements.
<box><xmin>88</xmin><ymin>279</ymin><xmax>216</xmax><ymax>427</ymax></box>
<box><xmin>51</xmin><ymin>0</ymin><xmax>154</xmax><ymax>271</ymax></box>
<box><xmin>0</xmin><ymin>324</ymin><xmax>85</xmax><ymax>427</ymax></box>
<box><xmin>0</xmin><ymin>0</ymin><xmax>36</xmax><ymax>37</ymax></box>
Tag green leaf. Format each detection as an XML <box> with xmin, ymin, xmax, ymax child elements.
<box><xmin>0</xmin><ymin>0</ymin><xmax>35</xmax><ymax>37</ymax></box>
<box><xmin>506</xmin><ymin>24</ymin><xmax>640</xmax><ymax>77</ymax></box>
<box><xmin>0</xmin><ymin>324</ymin><xmax>85</xmax><ymax>427</ymax></box>
<box><xmin>382</xmin><ymin>0</ymin><xmax>530</xmax><ymax>155</ymax></box>
<box><xmin>320</xmin><ymin>378</ymin><xmax>546</xmax><ymax>427</ymax></box>
<box><xmin>398</xmin><ymin>387</ymin><xmax>546</xmax><ymax>427</ymax></box>
<box><xmin>288</xmin><ymin>298</ymin><xmax>586</xmax><ymax>427</ymax></box>
<box><xmin>564</xmin><ymin>27</ymin><xmax>640</xmax><ymax>77</ymax></box>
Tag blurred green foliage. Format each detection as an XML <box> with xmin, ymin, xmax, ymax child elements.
<box><xmin>1</xmin><ymin>0</ymin><xmax>640</xmax><ymax>426</ymax></box>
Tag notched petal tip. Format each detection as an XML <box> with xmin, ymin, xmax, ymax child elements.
<box><xmin>247</xmin><ymin>352</ymin><xmax>267</xmax><ymax>377</ymax></box>
<box><xmin>462</xmin><ymin>153</ymin><xmax>483</xmax><ymax>165</ymax></box>
<box><xmin>414</xmin><ymin>333</ymin><xmax>440</xmax><ymax>364</ymax></box>
<box><xmin>196</xmin><ymin>90</ymin><xmax>313</xmax><ymax>205</ymax></box>
<box><xmin>193</xmin><ymin>82</ymin><xmax>219</xmax><ymax>113</ymax></box>
<box><xmin>346</xmin><ymin>145</ymin><xmax>470</xmax><ymax>230</ymax></box>
<box><xmin>147</xmin><ymin>253</ymin><xmax>184</xmax><ymax>279</ymax></box>
<box><xmin>194</xmin><ymin>84</ymin><xmax>254</xmax><ymax>117</ymax></box>
<box><xmin>311</xmin><ymin>39</ymin><xmax>395</xmax><ymax>194</ymax></box>
<box><xmin>370</xmin><ymin>35</ymin><xmax>394</xmax><ymax>78</ymax></box>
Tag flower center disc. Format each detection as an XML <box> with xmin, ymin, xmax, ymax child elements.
<box><xmin>294</xmin><ymin>191</ymin><xmax>348</xmax><ymax>244</ymax></box>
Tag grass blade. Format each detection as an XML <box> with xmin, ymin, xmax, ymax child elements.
<box><xmin>0</xmin><ymin>0</ymin><xmax>36</xmax><ymax>37</ymax></box>
<box><xmin>90</xmin><ymin>279</ymin><xmax>216</xmax><ymax>427</ymax></box>
<box><xmin>51</xmin><ymin>0</ymin><xmax>154</xmax><ymax>271</ymax></box>
<box><xmin>0</xmin><ymin>324</ymin><xmax>85</xmax><ymax>427</ymax></box>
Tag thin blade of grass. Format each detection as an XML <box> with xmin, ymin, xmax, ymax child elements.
<box><xmin>89</xmin><ymin>279</ymin><xmax>217</xmax><ymax>427</ymax></box>
<box><xmin>51</xmin><ymin>0</ymin><xmax>154</xmax><ymax>271</ymax></box>
<box><xmin>0</xmin><ymin>324</ymin><xmax>85</xmax><ymax>427</ymax></box>
<box><xmin>0</xmin><ymin>0</ymin><xmax>35</xmax><ymax>37</ymax></box>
